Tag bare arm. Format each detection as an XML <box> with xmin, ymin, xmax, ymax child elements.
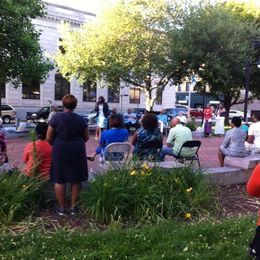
<box><xmin>46</xmin><ymin>126</ymin><xmax>55</xmax><ymax>145</ymax></box>
<box><xmin>247</xmin><ymin>135</ymin><xmax>254</xmax><ymax>144</ymax></box>
<box><xmin>131</xmin><ymin>132</ymin><xmax>138</xmax><ymax>146</ymax></box>
<box><xmin>83</xmin><ymin>127</ymin><xmax>89</xmax><ymax>142</ymax></box>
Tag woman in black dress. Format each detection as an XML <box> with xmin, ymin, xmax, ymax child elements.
<box><xmin>94</xmin><ymin>96</ymin><xmax>109</xmax><ymax>140</ymax></box>
<box><xmin>47</xmin><ymin>94</ymin><xmax>89</xmax><ymax>216</ymax></box>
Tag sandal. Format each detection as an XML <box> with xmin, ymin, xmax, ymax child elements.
<box><xmin>87</xmin><ymin>156</ymin><xmax>95</xmax><ymax>161</ymax></box>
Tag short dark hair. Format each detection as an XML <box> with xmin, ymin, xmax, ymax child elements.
<box><xmin>62</xmin><ymin>94</ymin><xmax>77</xmax><ymax>110</ymax></box>
<box><xmin>98</xmin><ymin>96</ymin><xmax>105</xmax><ymax>104</ymax></box>
<box><xmin>253</xmin><ymin>112</ymin><xmax>260</xmax><ymax>121</ymax></box>
<box><xmin>141</xmin><ymin>113</ymin><xmax>158</xmax><ymax>130</ymax></box>
<box><xmin>231</xmin><ymin>116</ymin><xmax>242</xmax><ymax>127</ymax></box>
<box><xmin>109</xmin><ymin>114</ymin><xmax>123</xmax><ymax>128</ymax></box>
<box><xmin>35</xmin><ymin>122</ymin><xmax>48</xmax><ymax>140</ymax></box>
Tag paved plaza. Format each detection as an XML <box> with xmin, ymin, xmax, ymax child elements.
<box><xmin>7</xmin><ymin>132</ymin><xmax>223</xmax><ymax>171</ymax></box>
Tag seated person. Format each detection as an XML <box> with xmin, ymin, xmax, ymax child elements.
<box><xmin>23</xmin><ymin>122</ymin><xmax>52</xmax><ymax>179</ymax></box>
<box><xmin>132</xmin><ymin>113</ymin><xmax>163</xmax><ymax>161</ymax></box>
<box><xmin>159</xmin><ymin>117</ymin><xmax>193</xmax><ymax>161</ymax></box>
<box><xmin>241</xmin><ymin>122</ymin><xmax>249</xmax><ymax>139</ymax></box>
<box><xmin>176</xmin><ymin>111</ymin><xmax>187</xmax><ymax>125</ymax></box>
<box><xmin>218</xmin><ymin>117</ymin><xmax>246</xmax><ymax>167</ymax></box>
<box><xmin>157</xmin><ymin>109</ymin><xmax>168</xmax><ymax>133</ymax></box>
<box><xmin>88</xmin><ymin>114</ymin><xmax>128</xmax><ymax>161</ymax></box>
<box><xmin>123</xmin><ymin>108</ymin><xmax>138</xmax><ymax>132</ymax></box>
<box><xmin>246</xmin><ymin>112</ymin><xmax>260</xmax><ymax>154</ymax></box>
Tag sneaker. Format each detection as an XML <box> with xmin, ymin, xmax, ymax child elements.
<box><xmin>55</xmin><ymin>208</ymin><xmax>67</xmax><ymax>217</ymax></box>
<box><xmin>70</xmin><ymin>208</ymin><xmax>79</xmax><ymax>216</ymax></box>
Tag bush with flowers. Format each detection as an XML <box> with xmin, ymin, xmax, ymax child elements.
<box><xmin>81</xmin><ymin>163</ymin><xmax>216</xmax><ymax>224</ymax></box>
<box><xmin>0</xmin><ymin>169</ymin><xmax>45</xmax><ymax>227</ymax></box>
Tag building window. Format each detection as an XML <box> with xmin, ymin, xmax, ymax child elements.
<box><xmin>82</xmin><ymin>80</ymin><xmax>97</xmax><ymax>102</ymax></box>
<box><xmin>107</xmin><ymin>79</ymin><xmax>120</xmax><ymax>103</ymax></box>
<box><xmin>0</xmin><ymin>83</ymin><xmax>6</xmax><ymax>98</ymax></box>
<box><xmin>156</xmin><ymin>87</ymin><xmax>163</xmax><ymax>105</ymax></box>
<box><xmin>129</xmin><ymin>87</ymin><xmax>140</xmax><ymax>104</ymax></box>
<box><xmin>22</xmin><ymin>80</ymin><xmax>40</xmax><ymax>99</ymax></box>
<box><xmin>186</xmin><ymin>82</ymin><xmax>190</xmax><ymax>92</ymax></box>
<box><xmin>55</xmin><ymin>73</ymin><xmax>70</xmax><ymax>100</ymax></box>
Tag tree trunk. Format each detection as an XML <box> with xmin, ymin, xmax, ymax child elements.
<box><xmin>223</xmin><ymin>96</ymin><xmax>232</xmax><ymax>125</ymax></box>
<box><xmin>145</xmin><ymin>88</ymin><xmax>155</xmax><ymax>112</ymax></box>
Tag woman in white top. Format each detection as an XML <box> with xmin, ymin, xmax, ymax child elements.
<box><xmin>246</xmin><ymin>112</ymin><xmax>260</xmax><ymax>154</ymax></box>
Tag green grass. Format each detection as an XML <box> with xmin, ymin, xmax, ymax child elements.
<box><xmin>0</xmin><ymin>217</ymin><xmax>256</xmax><ymax>259</ymax></box>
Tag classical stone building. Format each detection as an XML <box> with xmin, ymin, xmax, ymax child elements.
<box><xmin>3</xmin><ymin>2</ymin><xmax>180</xmax><ymax>118</ymax></box>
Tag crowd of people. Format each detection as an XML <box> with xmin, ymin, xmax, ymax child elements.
<box><xmin>1</xmin><ymin>94</ymin><xmax>260</xmax><ymax>216</ymax></box>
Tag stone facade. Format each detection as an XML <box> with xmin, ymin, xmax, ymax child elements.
<box><xmin>3</xmin><ymin>2</ymin><xmax>177</xmax><ymax>115</ymax></box>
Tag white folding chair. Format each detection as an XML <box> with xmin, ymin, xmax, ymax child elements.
<box><xmin>103</xmin><ymin>142</ymin><xmax>131</xmax><ymax>162</ymax></box>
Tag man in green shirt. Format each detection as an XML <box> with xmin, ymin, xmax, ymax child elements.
<box><xmin>159</xmin><ymin>117</ymin><xmax>193</xmax><ymax>161</ymax></box>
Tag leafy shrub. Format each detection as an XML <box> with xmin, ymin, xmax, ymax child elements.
<box><xmin>81</xmin><ymin>163</ymin><xmax>216</xmax><ymax>224</ymax></box>
<box><xmin>186</xmin><ymin>117</ymin><xmax>197</xmax><ymax>132</ymax></box>
<box><xmin>0</xmin><ymin>170</ymin><xmax>45</xmax><ymax>226</ymax></box>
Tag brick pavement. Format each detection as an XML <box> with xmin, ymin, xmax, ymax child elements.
<box><xmin>6</xmin><ymin>132</ymin><xmax>224</xmax><ymax>170</ymax></box>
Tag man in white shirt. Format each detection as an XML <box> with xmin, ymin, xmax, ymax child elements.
<box><xmin>176</xmin><ymin>111</ymin><xmax>187</xmax><ymax>125</ymax></box>
<box><xmin>123</xmin><ymin>108</ymin><xmax>138</xmax><ymax>132</ymax></box>
<box><xmin>246</xmin><ymin>112</ymin><xmax>260</xmax><ymax>154</ymax></box>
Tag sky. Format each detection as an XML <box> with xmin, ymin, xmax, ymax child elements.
<box><xmin>44</xmin><ymin>0</ymin><xmax>259</xmax><ymax>15</ymax></box>
<box><xmin>44</xmin><ymin>0</ymin><xmax>116</xmax><ymax>14</ymax></box>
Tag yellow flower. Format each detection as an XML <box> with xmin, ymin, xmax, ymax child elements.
<box><xmin>141</xmin><ymin>171</ymin><xmax>146</xmax><ymax>176</ymax></box>
<box><xmin>130</xmin><ymin>170</ymin><xmax>136</xmax><ymax>176</ymax></box>
<box><xmin>186</xmin><ymin>187</ymin><xmax>193</xmax><ymax>193</ymax></box>
<box><xmin>185</xmin><ymin>213</ymin><xmax>191</xmax><ymax>219</ymax></box>
<box><xmin>142</xmin><ymin>162</ymin><xmax>150</xmax><ymax>170</ymax></box>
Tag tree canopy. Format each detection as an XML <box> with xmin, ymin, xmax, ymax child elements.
<box><xmin>0</xmin><ymin>0</ymin><xmax>52</xmax><ymax>88</ymax></box>
<box><xmin>55</xmin><ymin>0</ymin><xmax>186</xmax><ymax>111</ymax></box>
<box><xmin>175</xmin><ymin>1</ymin><xmax>260</xmax><ymax>116</ymax></box>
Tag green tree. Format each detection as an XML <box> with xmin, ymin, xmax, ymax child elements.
<box><xmin>174</xmin><ymin>1</ymin><xmax>260</xmax><ymax>122</ymax></box>
<box><xmin>55</xmin><ymin>0</ymin><xmax>186</xmax><ymax>111</ymax></box>
<box><xmin>0</xmin><ymin>0</ymin><xmax>52</xmax><ymax>105</ymax></box>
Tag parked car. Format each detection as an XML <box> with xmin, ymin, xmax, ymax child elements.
<box><xmin>26</xmin><ymin>106</ymin><xmax>63</xmax><ymax>122</ymax></box>
<box><xmin>220</xmin><ymin>110</ymin><xmax>251</xmax><ymax>120</ymax></box>
<box><xmin>190</xmin><ymin>108</ymin><xmax>204</xmax><ymax>117</ymax></box>
<box><xmin>0</xmin><ymin>104</ymin><xmax>16</xmax><ymax>124</ymax></box>
<box><xmin>165</xmin><ymin>107</ymin><xmax>188</xmax><ymax>120</ymax></box>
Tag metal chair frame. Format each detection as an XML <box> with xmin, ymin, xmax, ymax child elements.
<box><xmin>174</xmin><ymin>140</ymin><xmax>201</xmax><ymax>168</ymax></box>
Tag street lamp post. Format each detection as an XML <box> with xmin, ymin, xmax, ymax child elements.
<box><xmin>243</xmin><ymin>58</ymin><xmax>251</xmax><ymax>122</ymax></box>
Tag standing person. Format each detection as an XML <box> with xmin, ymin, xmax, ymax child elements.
<box><xmin>203</xmin><ymin>103</ymin><xmax>213</xmax><ymax>137</ymax></box>
<box><xmin>246</xmin><ymin>112</ymin><xmax>260</xmax><ymax>154</ymax></box>
<box><xmin>216</xmin><ymin>103</ymin><xmax>226</xmax><ymax>116</ymax></box>
<box><xmin>47</xmin><ymin>105</ymin><xmax>59</xmax><ymax>123</ymax></box>
<box><xmin>159</xmin><ymin>117</ymin><xmax>193</xmax><ymax>161</ymax></box>
<box><xmin>94</xmin><ymin>96</ymin><xmax>109</xmax><ymax>140</ymax></box>
<box><xmin>23</xmin><ymin>122</ymin><xmax>52</xmax><ymax>179</ymax></box>
<box><xmin>47</xmin><ymin>94</ymin><xmax>89</xmax><ymax>216</ymax></box>
<box><xmin>0</xmin><ymin>118</ymin><xmax>8</xmax><ymax>167</ymax></box>
<box><xmin>218</xmin><ymin>117</ymin><xmax>246</xmax><ymax>167</ymax></box>
<box><xmin>247</xmin><ymin>164</ymin><xmax>260</xmax><ymax>258</ymax></box>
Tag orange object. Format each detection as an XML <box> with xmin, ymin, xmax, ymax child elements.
<box><xmin>204</xmin><ymin>107</ymin><xmax>213</xmax><ymax>121</ymax></box>
<box><xmin>247</xmin><ymin>164</ymin><xmax>260</xmax><ymax>225</ymax></box>
<box><xmin>23</xmin><ymin>140</ymin><xmax>52</xmax><ymax>179</ymax></box>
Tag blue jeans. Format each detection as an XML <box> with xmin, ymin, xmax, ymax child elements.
<box><xmin>159</xmin><ymin>146</ymin><xmax>176</xmax><ymax>161</ymax></box>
